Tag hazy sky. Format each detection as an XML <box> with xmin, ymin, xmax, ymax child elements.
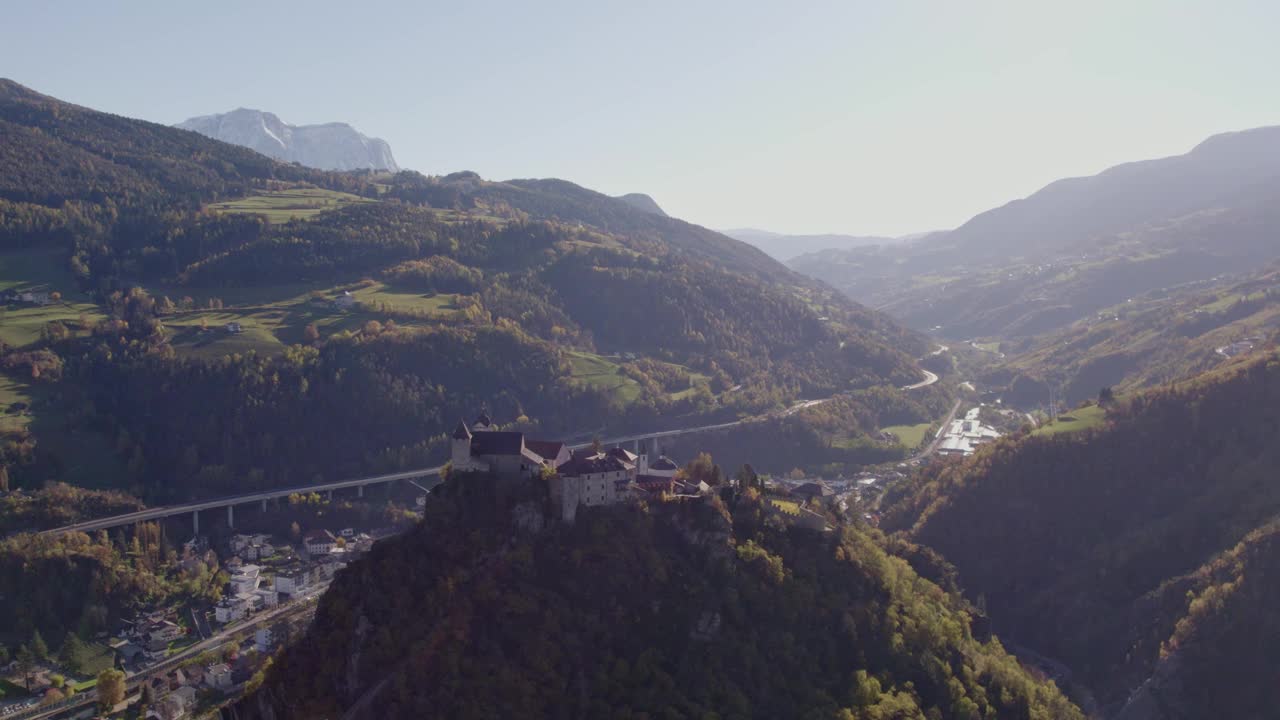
<box><xmin>4</xmin><ymin>1</ymin><xmax>1278</xmax><ymax>235</ymax></box>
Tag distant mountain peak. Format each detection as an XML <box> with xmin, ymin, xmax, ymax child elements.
<box><xmin>613</xmin><ymin>192</ymin><xmax>667</xmax><ymax>216</ymax></box>
<box><xmin>175</xmin><ymin>108</ymin><xmax>399</xmax><ymax>172</ymax></box>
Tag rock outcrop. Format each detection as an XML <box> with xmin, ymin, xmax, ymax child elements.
<box><xmin>176</xmin><ymin>108</ymin><xmax>398</xmax><ymax>172</ymax></box>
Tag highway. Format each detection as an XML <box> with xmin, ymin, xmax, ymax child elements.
<box><xmin>39</xmin><ymin>365</ymin><xmax>941</xmax><ymax>538</ymax></box>
<box><xmin>902</xmin><ymin>368</ymin><xmax>938</xmax><ymax>391</ymax></box>
<box><xmin>39</xmin><ymin>467</ymin><xmax>446</xmax><ymax>537</ymax></box>
<box><xmin>38</xmin><ymin>397</ymin><xmax>833</xmax><ymax>538</ymax></box>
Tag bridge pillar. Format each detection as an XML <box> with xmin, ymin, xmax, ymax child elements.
<box><xmin>358</xmin><ymin>485</ymin><xmax>364</xmax><ymax>498</ymax></box>
<box><xmin>633</xmin><ymin>438</ymin><xmax>640</xmax><ymax>453</ymax></box>
<box><xmin>193</xmin><ymin>510</ymin><xmax>199</xmax><ymax>535</ymax></box>
<box><xmin>327</xmin><ymin>490</ymin><xmax>333</xmax><ymax>502</ymax></box>
<box><xmin>262</xmin><ymin>499</ymin><xmax>268</xmax><ymax>512</ymax></box>
<box><xmin>227</xmin><ymin>505</ymin><xmax>234</xmax><ymax>528</ymax></box>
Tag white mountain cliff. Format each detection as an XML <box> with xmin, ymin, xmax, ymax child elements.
<box><xmin>176</xmin><ymin>108</ymin><xmax>399</xmax><ymax>172</ymax></box>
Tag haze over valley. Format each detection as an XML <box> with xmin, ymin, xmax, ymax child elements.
<box><xmin>2</xmin><ymin>3</ymin><xmax>1280</xmax><ymax>719</ymax></box>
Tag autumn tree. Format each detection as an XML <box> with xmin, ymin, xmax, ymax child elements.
<box><xmin>97</xmin><ymin>668</ymin><xmax>125</xmax><ymax>710</ymax></box>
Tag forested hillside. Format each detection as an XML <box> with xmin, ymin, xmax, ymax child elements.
<box><xmin>995</xmin><ymin>264</ymin><xmax>1280</xmax><ymax>405</ymax></box>
<box><xmin>238</xmin><ymin>474</ymin><xmax>1081</xmax><ymax>719</ymax></box>
<box><xmin>881</xmin><ymin>349</ymin><xmax>1280</xmax><ymax>714</ymax></box>
<box><xmin>0</xmin><ymin>79</ymin><xmax>928</xmax><ymax>502</ymax></box>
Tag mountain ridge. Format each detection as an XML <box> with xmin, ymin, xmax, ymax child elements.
<box><xmin>725</xmin><ymin>227</ymin><xmax>901</xmax><ymax>261</ymax></box>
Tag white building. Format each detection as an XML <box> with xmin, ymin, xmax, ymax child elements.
<box><xmin>229</xmin><ymin>565</ymin><xmax>261</xmax><ymax>595</ymax></box>
<box><xmin>549</xmin><ymin>450</ymin><xmax>633</xmax><ymax>523</ymax></box>
<box><xmin>937</xmin><ymin>407</ymin><xmax>1003</xmax><ymax>457</ymax></box>
<box><xmin>205</xmin><ymin>663</ymin><xmax>233</xmax><ymax>690</ymax></box>
<box><xmin>253</xmin><ymin>587</ymin><xmax>279</xmax><ymax>609</ymax></box>
<box><xmin>304</xmin><ymin>529</ymin><xmax>337</xmax><ymax>555</ymax></box>
<box><xmin>273</xmin><ymin>567</ymin><xmax>310</xmax><ymax>596</ymax></box>
<box><xmin>213</xmin><ymin>596</ymin><xmax>249</xmax><ymax>624</ymax></box>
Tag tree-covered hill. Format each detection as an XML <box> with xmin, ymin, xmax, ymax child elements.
<box><xmin>0</xmin><ymin>79</ymin><xmax>931</xmax><ymax>502</ymax></box>
<box><xmin>881</xmin><ymin>349</ymin><xmax>1280</xmax><ymax>714</ymax></box>
<box><xmin>994</xmin><ymin>264</ymin><xmax>1280</xmax><ymax>406</ymax></box>
<box><xmin>238</xmin><ymin>477</ymin><xmax>1081</xmax><ymax>719</ymax></box>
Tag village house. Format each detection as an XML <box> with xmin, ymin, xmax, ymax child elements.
<box><xmin>253</xmin><ymin>586</ymin><xmax>279</xmax><ymax>609</ymax></box>
<box><xmin>229</xmin><ymin>534</ymin><xmax>274</xmax><ymax>561</ymax></box>
<box><xmin>205</xmin><ymin>663</ymin><xmax>233</xmax><ymax>690</ymax></box>
<box><xmin>791</xmin><ymin>480</ymin><xmax>836</xmax><ymax>507</ymax></box>
<box><xmin>229</xmin><ymin>564</ymin><xmax>261</xmax><ymax>595</ymax></box>
<box><xmin>333</xmin><ymin>290</ymin><xmax>357</xmax><ymax>310</ymax></box>
<box><xmin>304</xmin><ymin>529</ymin><xmax>337</xmax><ymax>555</ymax></box>
<box><xmin>152</xmin><ymin>685</ymin><xmax>197</xmax><ymax>720</ymax></box>
<box><xmin>255</xmin><ymin>622</ymin><xmax>288</xmax><ymax>654</ymax></box>
<box><xmin>272</xmin><ymin>566</ymin><xmax>311</xmax><ymax>597</ymax></box>
<box><xmin>140</xmin><ymin>618</ymin><xmax>184</xmax><ymax>644</ymax></box>
<box><xmin>214</xmin><ymin>596</ymin><xmax>250</xmax><ymax>624</ymax></box>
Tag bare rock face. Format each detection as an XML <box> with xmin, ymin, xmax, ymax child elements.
<box><xmin>176</xmin><ymin>108</ymin><xmax>399</xmax><ymax>172</ymax></box>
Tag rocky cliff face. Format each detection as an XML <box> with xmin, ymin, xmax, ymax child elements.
<box><xmin>176</xmin><ymin>108</ymin><xmax>399</xmax><ymax>172</ymax></box>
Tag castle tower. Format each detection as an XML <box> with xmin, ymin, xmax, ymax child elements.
<box><xmin>451</xmin><ymin>420</ymin><xmax>473</xmax><ymax>467</ymax></box>
<box><xmin>638</xmin><ymin>438</ymin><xmax>650</xmax><ymax>476</ymax></box>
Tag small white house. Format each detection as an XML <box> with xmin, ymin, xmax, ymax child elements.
<box><xmin>333</xmin><ymin>291</ymin><xmax>357</xmax><ymax>310</ymax></box>
<box><xmin>224</xmin><ymin>322</ymin><xmax>244</xmax><ymax>334</ymax></box>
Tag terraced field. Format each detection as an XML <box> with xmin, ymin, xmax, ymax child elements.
<box><xmin>157</xmin><ymin>284</ymin><xmax>463</xmax><ymax>359</ymax></box>
<box><xmin>566</xmin><ymin>351</ymin><xmax>642</xmax><ymax>406</ymax></box>
<box><xmin>207</xmin><ymin>187</ymin><xmax>375</xmax><ymax>223</ymax></box>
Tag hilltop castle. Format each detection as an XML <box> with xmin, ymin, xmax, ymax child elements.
<box><xmin>449</xmin><ymin>413</ymin><xmax>688</xmax><ymax>522</ymax></box>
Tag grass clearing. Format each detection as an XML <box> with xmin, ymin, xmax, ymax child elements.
<box><xmin>0</xmin><ymin>374</ymin><xmax>36</xmax><ymax>434</ymax></box>
<box><xmin>158</xmin><ymin>284</ymin><xmax>462</xmax><ymax>359</ymax></box>
<box><xmin>882</xmin><ymin>422</ymin><xmax>932</xmax><ymax>448</ymax></box>
<box><xmin>75</xmin><ymin>642</ymin><xmax>115</xmax><ymax>676</ymax></box>
<box><xmin>208</xmin><ymin>187</ymin><xmax>375</xmax><ymax>223</ymax></box>
<box><xmin>567</xmin><ymin>351</ymin><xmax>641</xmax><ymax>406</ymax></box>
<box><xmin>0</xmin><ymin>302</ymin><xmax>106</xmax><ymax>349</ymax></box>
<box><xmin>767</xmin><ymin>498</ymin><xmax>801</xmax><ymax>516</ymax></box>
<box><xmin>1033</xmin><ymin>404</ymin><xmax>1107</xmax><ymax>436</ymax></box>
<box><xmin>0</xmin><ymin>249</ymin><xmax>103</xmax><ymax>348</ymax></box>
